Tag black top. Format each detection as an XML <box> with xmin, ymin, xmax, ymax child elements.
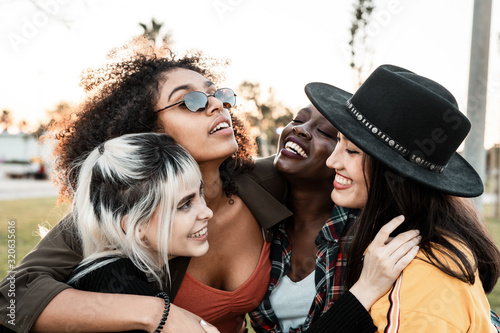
<box><xmin>68</xmin><ymin>257</ymin><xmax>162</xmax><ymax>333</ymax></box>
<box><xmin>305</xmin><ymin>291</ymin><xmax>377</xmax><ymax>333</ymax></box>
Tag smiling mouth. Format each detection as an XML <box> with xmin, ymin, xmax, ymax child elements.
<box><xmin>335</xmin><ymin>174</ymin><xmax>353</xmax><ymax>185</ymax></box>
<box><xmin>188</xmin><ymin>226</ymin><xmax>208</xmax><ymax>238</ymax></box>
<box><xmin>284</xmin><ymin>141</ymin><xmax>308</xmax><ymax>158</ymax></box>
<box><xmin>210</xmin><ymin>122</ymin><xmax>230</xmax><ymax>134</ymax></box>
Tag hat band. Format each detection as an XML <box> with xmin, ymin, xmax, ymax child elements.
<box><xmin>346</xmin><ymin>100</ymin><xmax>446</xmax><ymax>173</ymax></box>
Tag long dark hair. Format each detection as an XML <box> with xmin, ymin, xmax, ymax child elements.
<box><xmin>344</xmin><ymin>156</ymin><xmax>500</xmax><ymax>293</ymax></box>
<box><xmin>49</xmin><ymin>37</ymin><xmax>255</xmax><ymax>201</ymax></box>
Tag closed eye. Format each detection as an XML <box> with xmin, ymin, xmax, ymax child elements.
<box><xmin>318</xmin><ymin>129</ymin><xmax>334</xmax><ymax>138</ymax></box>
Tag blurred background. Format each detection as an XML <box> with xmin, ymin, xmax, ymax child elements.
<box><xmin>1</xmin><ymin>0</ymin><xmax>500</xmax><ymax>311</ymax></box>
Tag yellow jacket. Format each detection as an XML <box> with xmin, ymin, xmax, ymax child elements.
<box><xmin>370</xmin><ymin>249</ymin><xmax>496</xmax><ymax>332</ymax></box>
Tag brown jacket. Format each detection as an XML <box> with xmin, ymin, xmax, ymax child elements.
<box><xmin>0</xmin><ymin>156</ymin><xmax>291</xmax><ymax>332</ymax></box>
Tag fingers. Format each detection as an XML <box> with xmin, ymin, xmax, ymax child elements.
<box><xmin>392</xmin><ymin>244</ymin><xmax>419</xmax><ymax>272</ymax></box>
<box><xmin>371</xmin><ymin>215</ymin><xmax>406</xmax><ymax>246</ymax></box>
<box><xmin>367</xmin><ymin>215</ymin><xmax>421</xmax><ymax>273</ymax></box>
<box><xmin>387</xmin><ymin>235</ymin><xmax>421</xmax><ymax>267</ymax></box>
<box><xmin>200</xmin><ymin>320</ymin><xmax>220</xmax><ymax>333</ymax></box>
<box><xmin>384</xmin><ymin>236</ymin><xmax>394</xmax><ymax>245</ymax></box>
<box><xmin>384</xmin><ymin>228</ymin><xmax>420</xmax><ymax>255</ymax></box>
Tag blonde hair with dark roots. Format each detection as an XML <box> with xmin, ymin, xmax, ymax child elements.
<box><xmin>50</xmin><ymin>37</ymin><xmax>256</xmax><ymax>202</ymax></box>
<box><xmin>68</xmin><ymin>133</ymin><xmax>202</xmax><ymax>287</ymax></box>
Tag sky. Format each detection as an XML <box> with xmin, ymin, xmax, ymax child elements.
<box><xmin>1</xmin><ymin>0</ymin><xmax>500</xmax><ymax>147</ymax></box>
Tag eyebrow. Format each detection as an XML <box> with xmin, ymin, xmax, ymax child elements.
<box><xmin>340</xmin><ymin>132</ymin><xmax>353</xmax><ymax>144</ymax></box>
<box><xmin>178</xmin><ymin>193</ymin><xmax>196</xmax><ymax>206</ymax></box>
<box><xmin>168</xmin><ymin>81</ymin><xmax>215</xmax><ymax>101</ymax></box>
<box><xmin>298</xmin><ymin>107</ymin><xmax>312</xmax><ymax>115</ymax></box>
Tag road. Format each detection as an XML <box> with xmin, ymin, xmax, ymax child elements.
<box><xmin>0</xmin><ymin>178</ymin><xmax>59</xmax><ymax>201</ymax></box>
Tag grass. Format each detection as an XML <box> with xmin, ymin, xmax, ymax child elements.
<box><xmin>0</xmin><ymin>197</ymin><xmax>70</xmax><ymax>278</ymax></box>
<box><xmin>1</xmin><ymin>197</ymin><xmax>500</xmax><ymax>316</ymax></box>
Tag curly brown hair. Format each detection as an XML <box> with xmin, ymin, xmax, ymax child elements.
<box><xmin>50</xmin><ymin>37</ymin><xmax>256</xmax><ymax>201</ymax></box>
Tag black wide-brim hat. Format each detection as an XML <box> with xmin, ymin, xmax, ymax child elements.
<box><xmin>305</xmin><ymin>64</ymin><xmax>483</xmax><ymax>198</ymax></box>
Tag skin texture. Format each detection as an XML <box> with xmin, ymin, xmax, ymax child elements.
<box><xmin>167</xmin><ymin>183</ymin><xmax>213</xmax><ymax>259</ymax></box>
<box><xmin>136</xmin><ymin>182</ymin><xmax>213</xmax><ymax>260</ymax></box>
<box><xmin>273</xmin><ymin>107</ymin><xmax>420</xmax><ymax>316</ymax></box>
<box><xmin>325</xmin><ymin>132</ymin><xmax>420</xmax><ymax>310</ymax></box>
<box><xmin>326</xmin><ymin>133</ymin><xmax>369</xmax><ymax>209</ymax></box>
<box><xmin>155</xmin><ymin>69</ymin><xmax>239</xmax><ymax>167</ymax></box>
<box><xmin>275</xmin><ymin>105</ymin><xmax>338</xmax><ymax>182</ymax></box>
<box><xmin>155</xmin><ymin>69</ymin><xmax>265</xmax><ymax>294</ymax></box>
<box><xmin>34</xmin><ymin>290</ymin><xmax>217</xmax><ymax>333</ymax></box>
<box><xmin>274</xmin><ymin>105</ymin><xmax>338</xmax><ymax>281</ymax></box>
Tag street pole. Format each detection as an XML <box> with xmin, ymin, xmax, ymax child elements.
<box><xmin>463</xmin><ymin>0</ymin><xmax>492</xmax><ymax>213</ymax></box>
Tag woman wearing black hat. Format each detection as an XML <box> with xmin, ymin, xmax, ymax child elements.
<box><xmin>306</xmin><ymin>64</ymin><xmax>500</xmax><ymax>332</ymax></box>
<box><xmin>249</xmin><ymin>103</ymin><xmax>421</xmax><ymax>333</ymax></box>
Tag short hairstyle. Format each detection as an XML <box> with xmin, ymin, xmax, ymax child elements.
<box><xmin>68</xmin><ymin>132</ymin><xmax>202</xmax><ymax>287</ymax></box>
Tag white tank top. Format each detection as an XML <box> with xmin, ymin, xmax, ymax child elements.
<box><xmin>269</xmin><ymin>271</ymin><xmax>316</xmax><ymax>332</ymax></box>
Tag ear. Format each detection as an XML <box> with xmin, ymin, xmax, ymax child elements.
<box><xmin>137</xmin><ymin>225</ymin><xmax>146</xmax><ymax>239</ymax></box>
<box><xmin>120</xmin><ymin>216</ymin><xmax>129</xmax><ymax>234</ymax></box>
<box><xmin>121</xmin><ymin>216</ymin><xmax>147</xmax><ymax>239</ymax></box>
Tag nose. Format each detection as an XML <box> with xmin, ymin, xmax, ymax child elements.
<box><xmin>292</xmin><ymin>125</ymin><xmax>311</xmax><ymax>140</ymax></box>
<box><xmin>200</xmin><ymin>204</ymin><xmax>213</xmax><ymax>221</ymax></box>
<box><xmin>205</xmin><ymin>94</ymin><xmax>223</xmax><ymax>116</ymax></box>
<box><xmin>326</xmin><ymin>146</ymin><xmax>340</xmax><ymax>170</ymax></box>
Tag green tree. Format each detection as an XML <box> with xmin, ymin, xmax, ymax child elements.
<box><xmin>237</xmin><ymin>81</ymin><xmax>293</xmax><ymax>156</ymax></box>
<box><xmin>349</xmin><ymin>0</ymin><xmax>375</xmax><ymax>87</ymax></box>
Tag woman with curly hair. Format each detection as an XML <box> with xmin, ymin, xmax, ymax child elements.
<box><xmin>0</xmin><ymin>38</ymin><xmax>291</xmax><ymax>333</ymax></box>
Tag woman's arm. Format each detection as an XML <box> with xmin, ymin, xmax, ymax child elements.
<box><xmin>33</xmin><ymin>290</ymin><xmax>214</xmax><ymax>333</ymax></box>
<box><xmin>349</xmin><ymin>215</ymin><xmax>420</xmax><ymax>310</ymax></box>
<box><xmin>0</xmin><ymin>216</ymin><xmax>82</xmax><ymax>332</ymax></box>
<box><xmin>0</xmin><ymin>215</ymin><xmax>216</xmax><ymax>333</ymax></box>
<box><xmin>306</xmin><ymin>216</ymin><xmax>420</xmax><ymax>333</ymax></box>
<box><xmin>33</xmin><ymin>289</ymin><xmax>163</xmax><ymax>332</ymax></box>
<box><xmin>305</xmin><ymin>291</ymin><xmax>376</xmax><ymax>333</ymax></box>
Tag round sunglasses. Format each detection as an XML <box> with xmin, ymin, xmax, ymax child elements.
<box><xmin>155</xmin><ymin>88</ymin><xmax>237</xmax><ymax>113</ymax></box>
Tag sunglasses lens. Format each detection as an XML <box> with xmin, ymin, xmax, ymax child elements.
<box><xmin>215</xmin><ymin>88</ymin><xmax>236</xmax><ymax>108</ymax></box>
<box><xmin>184</xmin><ymin>91</ymin><xmax>208</xmax><ymax>112</ymax></box>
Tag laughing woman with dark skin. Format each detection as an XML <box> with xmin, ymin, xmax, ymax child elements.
<box><xmin>249</xmin><ymin>100</ymin><xmax>420</xmax><ymax>333</ymax></box>
<box><xmin>251</xmin><ymin>83</ymin><xmax>500</xmax><ymax>332</ymax></box>
<box><xmin>0</xmin><ymin>38</ymin><xmax>291</xmax><ymax>333</ymax></box>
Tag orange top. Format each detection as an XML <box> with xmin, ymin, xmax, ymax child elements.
<box><xmin>174</xmin><ymin>241</ymin><xmax>271</xmax><ymax>333</ymax></box>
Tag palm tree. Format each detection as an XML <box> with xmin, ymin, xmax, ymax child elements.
<box><xmin>0</xmin><ymin>110</ymin><xmax>13</xmax><ymax>132</ymax></box>
<box><xmin>139</xmin><ymin>18</ymin><xmax>173</xmax><ymax>47</ymax></box>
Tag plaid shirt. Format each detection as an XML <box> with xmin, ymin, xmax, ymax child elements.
<box><xmin>249</xmin><ymin>205</ymin><xmax>358</xmax><ymax>333</ymax></box>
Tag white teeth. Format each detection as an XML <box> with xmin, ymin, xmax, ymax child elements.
<box><xmin>284</xmin><ymin>141</ymin><xmax>308</xmax><ymax>158</ymax></box>
<box><xmin>188</xmin><ymin>226</ymin><xmax>208</xmax><ymax>238</ymax></box>
<box><xmin>335</xmin><ymin>174</ymin><xmax>353</xmax><ymax>185</ymax></box>
<box><xmin>210</xmin><ymin>122</ymin><xmax>230</xmax><ymax>134</ymax></box>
